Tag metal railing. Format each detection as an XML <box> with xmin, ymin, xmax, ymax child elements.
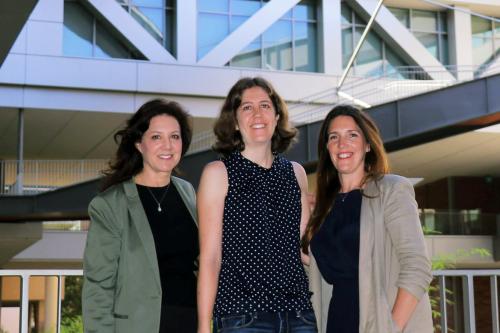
<box><xmin>0</xmin><ymin>159</ymin><xmax>108</xmax><ymax>195</ymax></box>
<box><xmin>0</xmin><ymin>270</ymin><xmax>83</xmax><ymax>333</ymax></box>
<box><xmin>0</xmin><ymin>269</ymin><xmax>498</xmax><ymax>333</ymax></box>
<box><xmin>187</xmin><ymin>63</ymin><xmax>500</xmax><ymax>155</ymax></box>
<box><xmin>432</xmin><ymin>270</ymin><xmax>500</xmax><ymax>333</ymax></box>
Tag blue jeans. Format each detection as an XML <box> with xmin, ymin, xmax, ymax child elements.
<box><xmin>213</xmin><ymin>310</ymin><xmax>318</xmax><ymax>333</ymax></box>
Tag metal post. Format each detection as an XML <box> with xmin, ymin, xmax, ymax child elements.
<box><xmin>463</xmin><ymin>274</ymin><xmax>476</xmax><ymax>333</ymax></box>
<box><xmin>439</xmin><ymin>276</ymin><xmax>448</xmax><ymax>333</ymax></box>
<box><xmin>15</xmin><ymin>108</ymin><xmax>25</xmax><ymax>194</ymax></box>
<box><xmin>336</xmin><ymin>0</ymin><xmax>384</xmax><ymax>92</ymax></box>
<box><xmin>491</xmin><ymin>276</ymin><xmax>499</xmax><ymax>333</ymax></box>
<box><xmin>57</xmin><ymin>276</ymin><xmax>63</xmax><ymax>333</ymax></box>
<box><xmin>20</xmin><ymin>273</ymin><xmax>29</xmax><ymax>333</ymax></box>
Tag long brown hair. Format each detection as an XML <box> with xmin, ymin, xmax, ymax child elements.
<box><xmin>212</xmin><ymin>77</ymin><xmax>297</xmax><ymax>157</ymax></box>
<box><xmin>100</xmin><ymin>99</ymin><xmax>192</xmax><ymax>192</ymax></box>
<box><xmin>302</xmin><ymin>105</ymin><xmax>389</xmax><ymax>253</ymax></box>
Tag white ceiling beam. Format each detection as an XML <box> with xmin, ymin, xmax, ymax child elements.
<box><xmin>87</xmin><ymin>0</ymin><xmax>176</xmax><ymax>63</ymax></box>
<box><xmin>349</xmin><ymin>0</ymin><xmax>455</xmax><ymax>81</ymax></box>
<box><xmin>198</xmin><ymin>0</ymin><xmax>301</xmax><ymax>66</ymax></box>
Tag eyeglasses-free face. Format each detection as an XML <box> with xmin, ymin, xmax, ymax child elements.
<box><xmin>236</xmin><ymin>86</ymin><xmax>279</xmax><ymax>148</ymax></box>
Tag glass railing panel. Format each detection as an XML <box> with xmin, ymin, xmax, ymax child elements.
<box><xmin>420</xmin><ymin>210</ymin><xmax>498</xmax><ymax>236</ymax></box>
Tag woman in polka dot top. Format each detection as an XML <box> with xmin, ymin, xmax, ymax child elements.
<box><xmin>197</xmin><ymin>77</ymin><xmax>318</xmax><ymax>333</ymax></box>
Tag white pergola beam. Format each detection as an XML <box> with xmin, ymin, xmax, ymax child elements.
<box><xmin>349</xmin><ymin>0</ymin><xmax>455</xmax><ymax>81</ymax></box>
<box><xmin>87</xmin><ymin>0</ymin><xmax>176</xmax><ymax>63</ymax></box>
<box><xmin>198</xmin><ymin>0</ymin><xmax>301</xmax><ymax>66</ymax></box>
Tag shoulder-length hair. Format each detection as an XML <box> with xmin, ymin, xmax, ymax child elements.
<box><xmin>100</xmin><ymin>99</ymin><xmax>192</xmax><ymax>192</ymax></box>
<box><xmin>302</xmin><ymin>104</ymin><xmax>390</xmax><ymax>253</ymax></box>
<box><xmin>212</xmin><ymin>77</ymin><xmax>297</xmax><ymax>157</ymax></box>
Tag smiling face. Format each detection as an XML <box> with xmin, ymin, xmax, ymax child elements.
<box><xmin>135</xmin><ymin>114</ymin><xmax>182</xmax><ymax>178</ymax></box>
<box><xmin>235</xmin><ymin>86</ymin><xmax>279</xmax><ymax>149</ymax></box>
<box><xmin>327</xmin><ymin>115</ymin><xmax>370</xmax><ymax>182</ymax></box>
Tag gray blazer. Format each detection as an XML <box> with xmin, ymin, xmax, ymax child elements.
<box><xmin>82</xmin><ymin>176</ymin><xmax>197</xmax><ymax>333</ymax></box>
<box><xmin>310</xmin><ymin>174</ymin><xmax>433</xmax><ymax>333</ymax></box>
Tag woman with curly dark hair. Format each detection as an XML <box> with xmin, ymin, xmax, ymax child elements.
<box><xmin>302</xmin><ymin>105</ymin><xmax>433</xmax><ymax>333</ymax></box>
<box><xmin>82</xmin><ymin>99</ymin><xmax>198</xmax><ymax>333</ymax></box>
<box><xmin>197</xmin><ymin>77</ymin><xmax>317</xmax><ymax>333</ymax></box>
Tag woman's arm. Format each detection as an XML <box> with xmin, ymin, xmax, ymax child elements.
<box><xmin>384</xmin><ymin>177</ymin><xmax>432</xmax><ymax>331</ymax></box>
<box><xmin>292</xmin><ymin>161</ymin><xmax>311</xmax><ymax>265</ymax></box>
<box><xmin>82</xmin><ymin>197</ymin><xmax>121</xmax><ymax>333</ymax></box>
<box><xmin>197</xmin><ymin>161</ymin><xmax>227</xmax><ymax>333</ymax></box>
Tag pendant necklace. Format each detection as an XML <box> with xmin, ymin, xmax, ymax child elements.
<box><xmin>339</xmin><ymin>191</ymin><xmax>350</xmax><ymax>202</ymax></box>
<box><xmin>146</xmin><ymin>184</ymin><xmax>170</xmax><ymax>212</ymax></box>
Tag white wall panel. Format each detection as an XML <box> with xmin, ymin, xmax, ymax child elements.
<box><xmin>26</xmin><ymin>21</ymin><xmax>62</xmax><ymax>56</ymax></box>
<box><xmin>29</xmin><ymin>0</ymin><xmax>63</xmax><ymax>23</ymax></box>
<box><xmin>23</xmin><ymin>87</ymin><xmax>136</xmax><ymax>113</ymax></box>
<box><xmin>0</xmin><ymin>54</ymin><xmax>26</xmax><ymax>84</ymax></box>
<box><xmin>137</xmin><ymin>62</ymin><xmax>241</xmax><ymax>96</ymax></box>
<box><xmin>25</xmin><ymin>55</ymin><xmax>138</xmax><ymax>90</ymax></box>
<box><xmin>10</xmin><ymin>27</ymin><xmax>27</xmax><ymax>54</ymax></box>
<box><xmin>0</xmin><ymin>86</ymin><xmax>24</xmax><ymax>107</ymax></box>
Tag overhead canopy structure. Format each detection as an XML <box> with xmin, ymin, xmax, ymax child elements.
<box><xmin>0</xmin><ymin>73</ymin><xmax>499</xmax><ymax>222</ymax></box>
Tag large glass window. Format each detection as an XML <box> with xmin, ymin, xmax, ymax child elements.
<box><xmin>63</xmin><ymin>0</ymin><xmax>145</xmax><ymax>59</ymax></box>
<box><xmin>117</xmin><ymin>0</ymin><xmax>175</xmax><ymax>56</ymax></box>
<box><xmin>198</xmin><ymin>0</ymin><xmax>318</xmax><ymax>72</ymax></box>
<box><xmin>341</xmin><ymin>3</ymin><xmax>409</xmax><ymax>78</ymax></box>
<box><xmin>471</xmin><ymin>16</ymin><xmax>500</xmax><ymax>67</ymax></box>
<box><xmin>387</xmin><ymin>7</ymin><xmax>449</xmax><ymax>65</ymax></box>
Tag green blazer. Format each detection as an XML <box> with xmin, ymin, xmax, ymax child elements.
<box><xmin>82</xmin><ymin>177</ymin><xmax>197</xmax><ymax>333</ymax></box>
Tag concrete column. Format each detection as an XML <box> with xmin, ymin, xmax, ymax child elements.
<box><xmin>42</xmin><ymin>277</ymin><xmax>58</xmax><ymax>333</ymax></box>
<box><xmin>319</xmin><ymin>0</ymin><xmax>342</xmax><ymax>75</ymax></box>
<box><xmin>176</xmin><ymin>0</ymin><xmax>197</xmax><ymax>64</ymax></box>
<box><xmin>448</xmin><ymin>7</ymin><xmax>474</xmax><ymax>80</ymax></box>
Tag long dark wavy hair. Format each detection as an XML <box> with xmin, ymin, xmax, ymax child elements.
<box><xmin>302</xmin><ymin>105</ymin><xmax>390</xmax><ymax>253</ymax></box>
<box><xmin>100</xmin><ymin>99</ymin><xmax>192</xmax><ymax>192</ymax></box>
<box><xmin>212</xmin><ymin>77</ymin><xmax>297</xmax><ymax>157</ymax></box>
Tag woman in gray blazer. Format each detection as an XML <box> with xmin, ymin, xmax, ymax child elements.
<box><xmin>302</xmin><ymin>105</ymin><xmax>433</xmax><ymax>333</ymax></box>
<box><xmin>82</xmin><ymin>99</ymin><xmax>198</xmax><ymax>333</ymax></box>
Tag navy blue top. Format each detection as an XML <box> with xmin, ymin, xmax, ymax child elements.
<box><xmin>213</xmin><ymin>151</ymin><xmax>312</xmax><ymax>317</ymax></box>
<box><xmin>310</xmin><ymin>189</ymin><xmax>362</xmax><ymax>333</ymax></box>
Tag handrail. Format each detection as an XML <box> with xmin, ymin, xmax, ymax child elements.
<box><xmin>1</xmin><ymin>269</ymin><xmax>499</xmax><ymax>333</ymax></box>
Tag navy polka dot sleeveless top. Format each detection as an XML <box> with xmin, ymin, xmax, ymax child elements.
<box><xmin>213</xmin><ymin>151</ymin><xmax>313</xmax><ymax>317</ymax></box>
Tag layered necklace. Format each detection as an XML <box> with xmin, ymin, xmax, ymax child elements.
<box><xmin>146</xmin><ymin>184</ymin><xmax>170</xmax><ymax>212</ymax></box>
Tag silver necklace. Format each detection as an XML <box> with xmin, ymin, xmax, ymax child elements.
<box><xmin>146</xmin><ymin>184</ymin><xmax>170</xmax><ymax>212</ymax></box>
<box><xmin>339</xmin><ymin>191</ymin><xmax>350</xmax><ymax>202</ymax></box>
